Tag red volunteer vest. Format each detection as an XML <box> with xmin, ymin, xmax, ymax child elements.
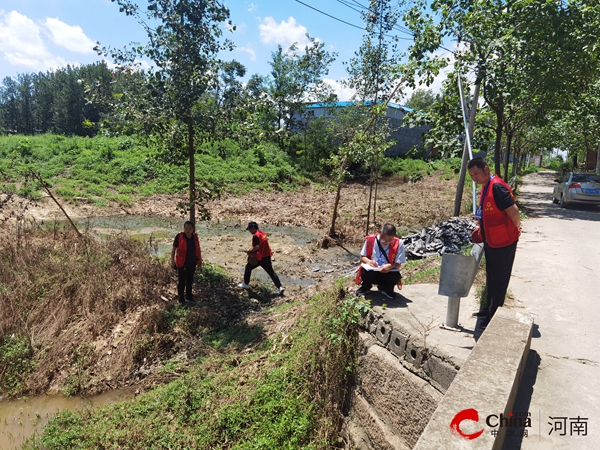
<box><xmin>354</xmin><ymin>234</ymin><xmax>401</xmax><ymax>285</ymax></box>
<box><xmin>254</xmin><ymin>230</ymin><xmax>273</xmax><ymax>262</ymax></box>
<box><xmin>175</xmin><ymin>233</ymin><xmax>202</xmax><ymax>268</ymax></box>
<box><xmin>480</xmin><ymin>176</ymin><xmax>520</xmax><ymax>248</ymax></box>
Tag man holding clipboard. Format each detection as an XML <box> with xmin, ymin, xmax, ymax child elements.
<box><xmin>355</xmin><ymin>223</ymin><xmax>406</xmax><ymax>299</ymax></box>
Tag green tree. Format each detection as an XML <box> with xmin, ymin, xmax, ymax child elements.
<box><xmin>97</xmin><ymin>0</ymin><xmax>234</xmax><ymax>223</ymax></box>
<box><xmin>404</xmin><ymin>0</ymin><xmax>600</xmax><ymax>179</ymax></box>
<box><xmin>0</xmin><ymin>77</ymin><xmax>20</xmax><ymax>133</ymax></box>
<box><xmin>265</xmin><ymin>38</ymin><xmax>336</xmax><ymax>152</ymax></box>
<box><xmin>405</xmin><ymin>88</ymin><xmax>435</xmax><ymax>111</ymax></box>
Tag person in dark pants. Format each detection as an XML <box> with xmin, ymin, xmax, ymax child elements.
<box><xmin>355</xmin><ymin>223</ymin><xmax>406</xmax><ymax>299</ymax></box>
<box><xmin>171</xmin><ymin>221</ymin><xmax>202</xmax><ymax>304</ymax></box>
<box><xmin>238</xmin><ymin>221</ymin><xmax>284</xmax><ymax>296</ymax></box>
<box><xmin>468</xmin><ymin>157</ymin><xmax>521</xmax><ymax>329</ymax></box>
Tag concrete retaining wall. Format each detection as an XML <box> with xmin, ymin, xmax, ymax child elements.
<box><xmin>342</xmin><ymin>333</ymin><xmax>442</xmax><ymax>449</ymax></box>
<box><xmin>414</xmin><ymin>308</ymin><xmax>533</xmax><ymax>450</ymax></box>
<box><xmin>343</xmin><ymin>306</ymin><xmax>533</xmax><ymax>449</ymax></box>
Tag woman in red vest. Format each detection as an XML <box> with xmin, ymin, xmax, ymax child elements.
<box><xmin>238</xmin><ymin>221</ymin><xmax>284</xmax><ymax>296</ymax></box>
<box><xmin>171</xmin><ymin>221</ymin><xmax>202</xmax><ymax>304</ymax></box>
<box><xmin>468</xmin><ymin>158</ymin><xmax>521</xmax><ymax>330</ymax></box>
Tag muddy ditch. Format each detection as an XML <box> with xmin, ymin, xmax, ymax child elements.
<box><xmin>0</xmin><ymin>173</ymin><xmax>475</xmax><ymax>447</ymax></box>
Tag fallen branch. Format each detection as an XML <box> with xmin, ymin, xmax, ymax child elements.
<box><xmin>29</xmin><ymin>169</ymin><xmax>82</xmax><ymax>237</ymax></box>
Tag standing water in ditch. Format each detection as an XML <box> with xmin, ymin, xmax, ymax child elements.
<box><xmin>0</xmin><ymin>389</ymin><xmax>134</xmax><ymax>449</ymax></box>
<box><xmin>74</xmin><ymin>215</ymin><xmax>360</xmax><ymax>286</ymax></box>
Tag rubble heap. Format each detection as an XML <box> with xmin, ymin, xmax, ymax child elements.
<box><xmin>402</xmin><ymin>217</ymin><xmax>477</xmax><ymax>259</ymax></box>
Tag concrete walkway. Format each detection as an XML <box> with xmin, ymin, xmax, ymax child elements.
<box><xmin>504</xmin><ymin>171</ymin><xmax>600</xmax><ymax>449</ymax></box>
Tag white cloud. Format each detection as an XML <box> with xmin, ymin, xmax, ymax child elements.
<box><xmin>259</xmin><ymin>16</ymin><xmax>310</xmax><ymax>48</ymax></box>
<box><xmin>247</xmin><ymin>3</ymin><xmax>258</xmax><ymax>12</ymax></box>
<box><xmin>44</xmin><ymin>17</ymin><xmax>96</xmax><ymax>54</ymax></box>
<box><xmin>323</xmin><ymin>78</ymin><xmax>355</xmax><ymax>102</ymax></box>
<box><xmin>237</xmin><ymin>46</ymin><xmax>256</xmax><ymax>61</ymax></box>
<box><xmin>0</xmin><ymin>10</ymin><xmax>68</xmax><ymax>71</ymax></box>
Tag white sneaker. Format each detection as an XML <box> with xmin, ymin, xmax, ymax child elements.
<box><xmin>279</xmin><ymin>286</ymin><xmax>285</xmax><ymax>295</ymax></box>
<box><xmin>237</xmin><ymin>282</ymin><xmax>250</xmax><ymax>289</ymax></box>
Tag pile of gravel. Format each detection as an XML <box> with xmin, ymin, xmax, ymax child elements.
<box><xmin>401</xmin><ymin>217</ymin><xmax>477</xmax><ymax>259</ymax></box>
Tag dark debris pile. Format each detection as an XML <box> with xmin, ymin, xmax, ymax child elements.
<box><xmin>402</xmin><ymin>217</ymin><xmax>477</xmax><ymax>259</ymax></box>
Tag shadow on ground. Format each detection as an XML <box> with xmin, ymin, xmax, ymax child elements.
<box><xmin>502</xmin><ymin>350</ymin><xmax>542</xmax><ymax>450</ymax></box>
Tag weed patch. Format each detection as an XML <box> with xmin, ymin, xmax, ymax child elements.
<box><xmin>25</xmin><ymin>283</ymin><xmax>368</xmax><ymax>449</ymax></box>
<box><xmin>402</xmin><ymin>257</ymin><xmax>443</xmax><ymax>285</ymax></box>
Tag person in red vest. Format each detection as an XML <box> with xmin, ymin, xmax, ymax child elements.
<box><xmin>238</xmin><ymin>221</ymin><xmax>284</xmax><ymax>296</ymax></box>
<box><xmin>171</xmin><ymin>221</ymin><xmax>202</xmax><ymax>304</ymax></box>
<box><xmin>356</xmin><ymin>223</ymin><xmax>406</xmax><ymax>299</ymax></box>
<box><xmin>468</xmin><ymin>157</ymin><xmax>521</xmax><ymax>330</ymax></box>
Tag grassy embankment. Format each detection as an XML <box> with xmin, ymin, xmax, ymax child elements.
<box><xmin>0</xmin><ymin>134</ymin><xmax>463</xmax><ymax>207</ymax></box>
<box><xmin>0</xmin><ymin>134</ymin><xmax>305</xmax><ymax>208</ymax></box>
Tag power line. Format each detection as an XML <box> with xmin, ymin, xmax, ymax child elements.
<box><xmin>339</xmin><ymin>0</ymin><xmax>416</xmax><ymax>37</ymax></box>
<box><xmin>294</xmin><ymin>0</ymin><xmax>413</xmax><ymax>41</ymax></box>
<box><xmin>294</xmin><ymin>0</ymin><xmax>366</xmax><ymax>32</ymax></box>
<box><xmin>295</xmin><ymin>0</ymin><xmax>455</xmax><ymax>54</ymax></box>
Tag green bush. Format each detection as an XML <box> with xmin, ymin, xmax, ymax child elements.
<box><xmin>0</xmin><ymin>334</ymin><xmax>35</xmax><ymax>394</ymax></box>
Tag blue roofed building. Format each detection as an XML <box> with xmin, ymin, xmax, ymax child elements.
<box><xmin>298</xmin><ymin>101</ymin><xmax>430</xmax><ymax>157</ymax></box>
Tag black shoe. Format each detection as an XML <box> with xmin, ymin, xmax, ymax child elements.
<box><xmin>472</xmin><ymin>311</ymin><xmax>489</xmax><ymax>318</ymax></box>
<box><xmin>478</xmin><ymin>319</ymin><xmax>490</xmax><ymax>330</ymax></box>
<box><xmin>356</xmin><ymin>286</ymin><xmax>372</xmax><ymax>296</ymax></box>
<box><xmin>381</xmin><ymin>290</ymin><xmax>396</xmax><ymax>300</ymax></box>
<box><xmin>181</xmin><ymin>298</ymin><xmax>197</xmax><ymax>307</ymax></box>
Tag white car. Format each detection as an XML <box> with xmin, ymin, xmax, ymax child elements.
<box><xmin>553</xmin><ymin>172</ymin><xmax>600</xmax><ymax>208</ymax></box>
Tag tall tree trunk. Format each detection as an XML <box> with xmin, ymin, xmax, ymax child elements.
<box><xmin>188</xmin><ymin>120</ymin><xmax>196</xmax><ymax>224</ymax></box>
<box><xmin>365</xmin><ymin>157</ymin><xmax>374</xmax><ymax>236</ymax></box>
<box><xmin>503</xmin><ymin>131</ymin><xmax>512</xmax><ymax>181</ymax></box>
<box><xmin>596</xmin><ymin>142</ymin><xmax>600</xmax><ymax>175</ymax></box>
<box><xmin>329</xmin><ymin>183</ymin><xmax>343</xmax><ymax>238</ymax></box>
<box><xmin>494</xmin><ymin>109</ymin><xmax>504</xmax><ymax>176</ymax></box>
<box><xmin>373</xmin><ymin>154</ymin><xmax>379</xmax><ymax>227</ymax></box>
<box><xmin>329</xmin><ymin>158</ymin><xmax>347</xmax><ymax>238</ymax></box>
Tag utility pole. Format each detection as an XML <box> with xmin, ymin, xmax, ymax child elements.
<box><xmin>596</xmin><ymin>142</ymin><xmax>600</xmax><ymax>175</ymax></box>
<box><xmin>453</xmin><ymin>77</ymin><xmax>480</xmax><ymax>217</ymax></box>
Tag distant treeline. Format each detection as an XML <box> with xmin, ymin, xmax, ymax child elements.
<box><xmin>0</xmin><ymin>62</ymin><xmax>122</xmax><ymax>137</ymax></box>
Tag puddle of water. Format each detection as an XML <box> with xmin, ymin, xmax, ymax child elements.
<box><xmin>0</xmin><ymin>388</ymin><xmax>134</xmax><ymax>449</ymax></box>
<box><xmin>70</xmin><ymin>215</ymin><xmax>356</xmax><ymax>287</ymax></box>
<box><xmin>73</xmin><ymin>216</ymin><xmax>322</xmax><ymax>255</ymax></box>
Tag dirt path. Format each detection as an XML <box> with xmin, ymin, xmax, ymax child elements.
<box><xmin>505</xmin><ymin>171</ymin><xmax>600</xmax><ymax>449</ymax></box>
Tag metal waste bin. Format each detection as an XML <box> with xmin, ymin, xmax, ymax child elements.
<box><xmin>438</xmin><ymin>244</ymin><xmax>484</xmax><ymax>331</ymax></box>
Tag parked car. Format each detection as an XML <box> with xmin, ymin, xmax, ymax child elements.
<box><xmin>552</xmin><ymin>172</ymin><xmax>600</xmax><ymax>208</ymax></box>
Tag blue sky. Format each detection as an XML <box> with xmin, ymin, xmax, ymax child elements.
<box><xmin>0</xmin><ymin>0</ymin><xmax>448</xmax><ymax>100</ymax></box>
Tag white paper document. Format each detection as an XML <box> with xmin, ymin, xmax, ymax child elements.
<box><xmin>361</xmin><ymin>263</ymin><xmax>381</xmax><ymax>271</ymax></box>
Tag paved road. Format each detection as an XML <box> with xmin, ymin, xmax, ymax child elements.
<box><xmin>503</xmin><ymin>171</ymin><xmax>600</xmax><ymax>449</ymax></box>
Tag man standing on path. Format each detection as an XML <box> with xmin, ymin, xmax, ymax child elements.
<box><xmin>171</xmin><ymin>221</ymin><xmax>202</xmax><ymax>304</ymax></box>
<box><xmin>238</xmin><ymin>221</ymin><xmax>284</xmax><ymax>296</ymax></box>
<box><xmin>468</xmin><ymin>157</ymin><xmax>521</xmax><ymax>329</ymax></box>
<box><xmin>356</xmin><ymin>223</ymin><xmax>406</xmax><ymax>299</ymax></box>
